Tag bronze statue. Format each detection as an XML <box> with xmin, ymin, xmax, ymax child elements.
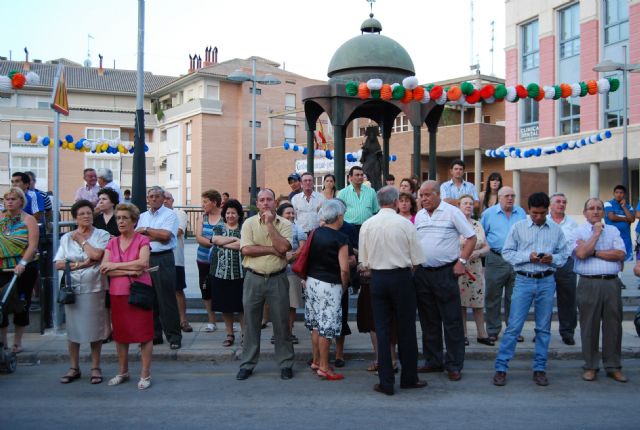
<box><xmin>360</xmin><ymin>126</ymin><xmax>383</xmax><ymax>190</ymax></box>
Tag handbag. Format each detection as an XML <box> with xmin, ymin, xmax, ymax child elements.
<box><xmin>291</xmin><ymin>228</ymin><xmax>316</xmax><ymax>280</ymax></box>
<box><xmin>58</xmin><ymin>260</ymin><xmax>76</xmax><ymax>305</ymax></box>
<box><xmin>116</xmin><ymin>237</ymin><xmax>154</xmax><ymax>310</ymax></box>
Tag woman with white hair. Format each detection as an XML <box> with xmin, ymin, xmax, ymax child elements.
<box><xmin>305</xmin><ymin>199</ymin><xmax>350</xmax><ymax>381</ymax></box>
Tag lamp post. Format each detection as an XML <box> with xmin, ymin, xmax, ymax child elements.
<box><xmin>228</xmin><ymin>58</ymin><xmax>281</xmax><ymax>212</ymax></box>
<box><xmin>593</xmin><ymin>45</ymin><xmax>640</xmax><ymax>191</ymax></box>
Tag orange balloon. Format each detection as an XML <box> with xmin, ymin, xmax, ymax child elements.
<box><xmin>560</xmin><ymin>83</ymin><xmax>572</xmax><ymax>98</ymax></box>
<box><xmin>358</xmin><ymin>82</ymin><xmax>370</xmax><ymax>99</ymax></box>
<box><xmin>380</xmin><ymin>84</ymin><xmax>392</xmax><ymax>100</ymax></box>
<box><xmin>534</xmin><ymin>87</ymin><xmax>545</xmax><ymax>101</ymax></box>
<box><xmin>413</xmin><ymin>86</ymin><xmax>425</xmax><ymax>101</ymax></box>
<box><xmin>447</xmin><ymin>85</ymin><xmax>462</xmax><ymax>101</ymax></box>
<box><xmin>587</xmin><ymin>80</ymin><xmax>598</xmax><ymax>95</ymax></box>
<box><xmin>401</xmin><ymin>89</ymin><xmax>413</xmax><ymax>103</ymax></box>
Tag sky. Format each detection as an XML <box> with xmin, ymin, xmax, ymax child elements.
<box><xmin>1</xmin><ymin>0</ymin><xmax>505</xmax><ymax>83</ymax></box>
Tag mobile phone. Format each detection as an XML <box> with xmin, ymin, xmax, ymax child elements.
<box><xmin>537</xmin><ymin>253</ymin><xmax>546</xmax><ymax>258</ymax></box>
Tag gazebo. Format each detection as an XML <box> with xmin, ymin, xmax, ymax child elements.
<box><xmin>302</xmin><ymin>13</ymin><xmax>444</xmax><ymax>188</ymax></box>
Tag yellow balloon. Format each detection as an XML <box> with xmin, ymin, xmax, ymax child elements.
<box><xmin>101</xmin><ymin>143</ymin><xmax>108</xmax><ymax>151</ymax></box>
<box><xmin>49</xmin><ymin>141</ymin><xmax>53</xmax><ymax>147</ymax></box>
<box><xmin>30</xmin><ymin>135</ymin><xmax>37</xmax><ymax>143</ymax></box>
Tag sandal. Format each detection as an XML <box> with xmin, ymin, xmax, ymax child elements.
<box><xmin>223</xmin><ymin>334</ymin><xmax>235</xmax><ymax>347</ymax></box>
<box><xmin>108</xmin><ymin>372</ymin><xmax>130</xmax><ymax>386</ymax></box>
<box><xmin>137</xmin><ymin>376</ymin><xmax>152</xmax><ymax>390</ymax></box>
<box><xmin>317</xmin><ymin>368</ymin><xmax>344</xmax><ymax>381</ymax></box>
<box><xmin>12</xmin><ymin>344</ymin><xmax>23</xmax><ymax>354</ymax></box>
<box><xmin>60</xmin><ymin>367</ymin><xmax>81</xmax><ymax>384</ymax></box>
<box><xmin>180</xmin><ymin>321</ymin><xmax>193</xmax><ymax>333</ymax></box>
<box><xmin>90</xmin><ymin>367</ymin><xmax>103</xmax><ymax>384</ymax></box>
<box><xmin>367</xmin><ymin>361</ymin><xmax>379</xmax><ymax>372</ymax></box>
<box><xmin>310</xmin><ymin>362</ymin><xmax>333</xmax><ymax>372</ymax></box>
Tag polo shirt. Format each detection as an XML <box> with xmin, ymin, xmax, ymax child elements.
<box><xmin>240</xmin><ymin>214</ymin><xmax>293</xmax><ymax>274</ymax></box>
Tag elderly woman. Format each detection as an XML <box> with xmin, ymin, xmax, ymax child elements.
<box><xmin>305</xmin><ymin>199</ymin><xmax>350</xmax><ymax>381</ymax></box>
<box><xmin>458</xmin><ymin>195</ymin><xmax>493</xmax><ymax>346</ymax></box>
<box><xmin>397</xmin><ymin>192</ymin><xmax>418</xmax><ymax>223</ymax></box>
<box><xmin>100</xmin><ymin>204</ymin><xmax>153</xmax><ymax>390</ymax></box>
<box><xmin>93</xmin><ymin>187</ymin><xmax>120</xmax><ymax>237</ymax></box>
<box><xmin>195</xmin><ymin>189</ymin><xmax>224</xmax><ymax>332</ymax></box>
<box><xmin>210</xmin><ymin>199</ymin><xmax>245</xmax><ymax>347</ymax></box>
<box><xmin>55</xmin><ymin>200</ymin><xmax>111</xmax><ymax>384</ymax></box>
<box><xmin>0</xmin><ymin>188</ymin><xmax>39</xmax><ymax>354</ymax></box>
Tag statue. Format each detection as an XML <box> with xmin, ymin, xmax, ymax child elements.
<box><xmin>360</xmin><ymin>126</ymin><xmax>383</xmax><ymax>190</ymax></box>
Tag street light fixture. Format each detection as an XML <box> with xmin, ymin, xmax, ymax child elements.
<box><xmin>593</xmin><ymin>45</ymin><xmax>640</xmax><ymax>192</ymax></box>
<box><xmin>228</xmin><ymin>57</ymin><xmax>281</xmax><ymax>213</ymax></box>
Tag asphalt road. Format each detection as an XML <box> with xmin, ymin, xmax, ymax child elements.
<box><xmin>2</xmin><ymin>359</ymin><xmax>639</xmax><ymax>429</ymax></box>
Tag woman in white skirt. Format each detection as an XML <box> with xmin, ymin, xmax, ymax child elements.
<box><xmin>55</xmin><ymin>199</ymin><xmax>110</xmax><ymax>384</ymax></box>
<box><xmin>305</xmin><ymin>200</ymin><xmax>350</xmax><ymax>380</ymax></box>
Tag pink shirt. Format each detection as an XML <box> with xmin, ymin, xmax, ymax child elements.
<box><xmin>106</xmin><ymin>233</ymin><xmax>152</xmax><ymax>295</ymax></box>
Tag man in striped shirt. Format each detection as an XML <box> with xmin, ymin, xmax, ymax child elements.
<box><xmin>337</xmin><ymin>166</ymin><xmax>379</xmax><ymax>237</ymax></box>
<box><xmin>493</xmin><ymin>192</ymin><xmax>570</xmax><ymax>387</ymax></box>
<box><xmin>440</xmin><ymin>159</ymin><xmax>479</xmax><ymax>209</ymax></box>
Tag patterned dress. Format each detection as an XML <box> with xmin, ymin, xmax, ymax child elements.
<box><xmin>458</xmin><ymin>219</ymin><xmax>486</xmax><ymax>309</ymax></box>
<box><xmin>210</xmin><ymin>225</ymin><xmax>244</xmax><ymax>313</ymax></box>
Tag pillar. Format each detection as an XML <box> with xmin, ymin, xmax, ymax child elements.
<box><xmin>334</xmin><ymin>125</ymin><xmax>346</xmax><ymax>189</ymax></box>
<box><xmin>428</xmin><ymin>128</ymin><xmax>437</xmax><ymax>181</ymax></box>
<box><xmin>589</xmin><ymin>163</ymin><xmax>599</xmax><ymax>198</ymax></box>
<box><xmin>474</xmin><ymin>149</ymin><xmax>482</xmax><ymax>194</ymax></box>
<box><xmin>306</xmin><ymin>129</ymin><xmax>315</xmax><ymax>176</ymax></box>
<box><xmin>513</xmin><ymin>169</ymin><xmax>521</xmax><ymax>202</ymax></box>
<box><xmin>548</xmin><ymin>166</ymin><xmax>557</xmax><ymax>195</ymax></box>
<box><xmin>412</xmin><ymin>124</ymin><xmax>421</xmax><ymax>180</ymax></box>
<box><xmin>382</xmin><ymin>127</ymin><xmax>390</xmax><ymax>180</ymax></box>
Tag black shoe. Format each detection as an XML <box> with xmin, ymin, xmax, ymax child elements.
<box><xmin>280</xmin><ymin>368</ymin><xmax>293</xmax><ymax>380</ymax></box>
<box><xmin>477</xmin><ymin>337</ymin><xmax>495</xmax><ymax>346</ymax></box>
<box><xmin>334</xmin><ymin>358</ymin><xmax>346</xmax><ymax>368</ymax></box>
<box><xmin>169</xmin><ymin>342</ymin><xmax>181</xmax><ymax>350</ymax></box>
<box><xmin>236</xmin><ymin>368</ymin><xmax>253</xmax><ymax>380</ymax></box>
<box><xmin>488</xmin><ymin>334</ymin><xmax>498</xmax><ymax>342</ymax></box>
<box><xmin>493</xmin><ymin>371</ymin><xmax>507</xmax><ymax>386</ymax></box>
<box><xmin>153</xmin><ymin>338</ymin><xmax>163</xmax><ymax>345</ymax></box>
<box><xmin>373</xmin><ymin>383</ymin><xmax>394</xmax><ymax>396</ymax></box>
<box><xmin>517</xmin><ymin>335</ymin><xmax>524</xmax><ymax>343</ymax></box>
<box><xmin>562</xmin><ymin>336</ymin><xmax>575</xmax><ymax>345</ymax></box>
<box><xmin>400</xmin><ymin>379</ymin><xmax>428</xmax><ymax>389</ymax></box>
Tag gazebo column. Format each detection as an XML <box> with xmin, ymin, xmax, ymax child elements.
<box><xmin>334</xmin><ymin>124</ymin><xmax>346</xmax><ymax>189</ymax></box>
<box><xmin>412</xmin><ymin>123</ymin><xmax>421</xmax><ymax>180</ymax></box>
<box><xmin>382</xmin><ymin>130</ymin><xmax>390</xmax><ymax>180</ymax></box>
<box><xmin>428</xmin><ymin>126</ymin><xmax>437</xmax><ymax>181</ymax></box>
<box><xmin>306</xmin><ymin>128</ymin><xmax>315</xmax><ymax>175</ymax></box>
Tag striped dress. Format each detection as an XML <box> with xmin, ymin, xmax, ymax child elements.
<box><xmin>0</xmin><ymin>212</ymin><xmax>29</xmax><ymax>269</ymax></box>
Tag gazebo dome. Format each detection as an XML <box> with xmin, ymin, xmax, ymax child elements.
<box><xmin>327</xmin><ymin>14</ymin><xmax>415</xmax><ymax>83</ymax></box>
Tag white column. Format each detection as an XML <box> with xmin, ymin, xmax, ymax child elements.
<box><xmin>513</xmin><ymin>169</ymin><xmax>521</xmax><ymax>201</ymax></box>
<box><xmin>589</xmin><ymin>163</ymin><xmax>599</xmax><ymax>198</ymax></box>
<box><xmin>548</xmin><ymin>167</ymin><xmax>557</xmax><ymax>195</ymax></box>
<box><xmin>474</xmin><ymin>148</ymin><xmax>482</xmax><ymax>194</ymax></box>
<box><xmin>474</xmin><ymin>104</ymin><xmax>482</xmax><ymax>123</ymax></box>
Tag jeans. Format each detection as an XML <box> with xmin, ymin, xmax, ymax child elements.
<box><xmin>495</xmin><ymin>274</ymin><xmax>556</xmax><ymax>372</ymax></box>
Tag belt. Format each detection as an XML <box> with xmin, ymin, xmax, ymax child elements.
<box><xmin>490</xmin><ymin>249</ymin><xmax>502</xmax><ymax>256</ymax></box>
<box><xmin>422</xmin><ymin>260</ymin><xmax>457</xmax><ymax>271</ymax></box>
<box><xmin>516</xmin><ymin>270</ymin><xmax>554</xmax><ymax>279</ymax></box>
<box><xmin>246</xmin><ymin>267</ymin><xmax>286</xmax><ymax>278</ymax></box>
<box><xmin>580</xmin><ymin>274</ymin><xmax>617</xmax><ymax>280</ymax></box>
<box><xmin>150</xmin><ymin>249</ymin><xmax>173</xmax><ymax>256</ymax></box>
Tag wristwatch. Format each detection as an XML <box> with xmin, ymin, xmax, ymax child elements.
<box><xmin>144</xmin><ymin>227</ymin><xmax>149</xmax><ymax>235</ymax></box>
<box><xmin>458</xmin><ymin>258</ymin><xmax>468</xmax><ymax>265</ymax></box>
<box><xmin>81</xmin><ymin>241</ymin><xmax>88</xmax><ymax>248</ymax></box>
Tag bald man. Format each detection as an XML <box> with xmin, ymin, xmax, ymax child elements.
<box><xmin>480</xmin><ymin>187</ymin><xmax>527</xmax><ymax>342</ymax></box>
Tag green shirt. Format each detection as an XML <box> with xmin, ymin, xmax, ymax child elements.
<box><xmin>337</xmin><ymin>184</ymin><xmax>380</xmax><ymax>225</ymax></box>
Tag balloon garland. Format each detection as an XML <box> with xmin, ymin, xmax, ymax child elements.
<box><xmin>15</xmin><ymin>131</ymin><xmax>149</xmax><ymax>154</ymax></box>
<box><xmin>485</xmin><ymin>130</ymin><xmax>612</xmax><ymax>158</ymax></box>
<box><xmin>0</xmin><ymin>71</ymin><xmax>40</xmax><ymax>92</ymax></box>
<box><xmin>345</xmin><ymin>77</ymin><xmax>620</xmax><ymax>105</ymax></box>
<box><xmin>282</xmin><ymin>142</ymin><xmax>397</xmax><ymax>162</ymax></box>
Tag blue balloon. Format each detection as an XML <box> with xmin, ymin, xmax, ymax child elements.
<box><xmin>535</xmin><ymin>148</ymin><xmax>542</xmax><ymax>156</ymax></box>
<box><xmin>24</xmin><ymin>132</ymin><xmax>31</xmax><ymax>142</ymax></box>
<box><xmin>65</xmin><ymin>134</ymin><xmax>73</xmax><ymax>143</ymax></box>
<box><xmin>562</xmin><ymin>142</ymin><xmax>569</xmax><ymax>149</ymax></box>
<box><xmin>325</xmin><ymin>150</ymin><xmax>331</xmax><ymax>158</ymax></box>
<box><xmin>283</xmin><ymin>142</ymin><xmax>290</xmax><ymax>150</ymax></box>
<box><xmin>604</xmin><ymin>130</ymin><xmax>612</xmax><ymax>139</ymax></box>
<box><xmin>42</xmin><ymin>136</ymin><xmax>50</xmax><ymax>146</ymax></box>
<box><xmin>302</xmin><ymin>147</ymin><xmax>308</xmax><ymax>155</ymax></box>
<box><xmin>129</xmin><ymin>147</ymin><xmax>134</xmax><ymax>153</ymax></box>
<box><xmin>346</xmin><ymin>154</ymin><xmax>353</xmax><ymax>162</ymax></box>
<box><xmin>76</xmin><ymin>141</ymin><xmax>83</xmax><ymax>150</ymax></box>
<box><xmin>596</xmin><ymin>134</ymin><xmax>603</xmax><ymax>141</ymax></box>
<box><xmin>555</xmin><ymin>145</ymin><xmax>563</xmax><ymax>152</ymax></box>
<box><xmin>391</xmin><ymin>155</ymin><xmax>397</xmax><ymax>162</ymax></box>
<box><xmin>293</xmin><ymin>145</ymin><xmax>299</xmax><ymax>152</ymax></box>
<box><xmin>58</xmin><ymin>139</ymin><xmax>63</xmax><ymax>147</ymax></box>
<box><xmin>144</xmin><ymin>144</ymin><xmax>149</xmax><ymax>152</ymax></box>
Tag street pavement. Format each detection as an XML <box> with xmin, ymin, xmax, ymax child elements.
<box><xmin>2</xmin><ymin>359</ymin><xmax>640</xmax><ymax>429</ymax></box>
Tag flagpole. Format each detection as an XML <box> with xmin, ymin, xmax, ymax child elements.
<box><xmin>51</xmin><ymin>110</ymin><xmax>60</xmax><ymax>331</ymax></box>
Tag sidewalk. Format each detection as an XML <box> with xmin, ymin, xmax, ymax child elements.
<box><xmin>15</xmin><ymin>320</ymin><xmax>640</xmax><ymax>365</ymax></box>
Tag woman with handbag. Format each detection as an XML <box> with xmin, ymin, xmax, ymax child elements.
<box><xmin>54</xmin><ymin>199</ymin><xmax>111</xmax><ymax>384</ymax></box>
<box><xmin>0</xmin><ymin>188</ymin><xmax>39</xmax><ymax>355</ymax></box>
<box><xmin>100</xmin><ymin>203</ymin><xmax>154</xmax><ymax>390</ymax></box>
<box><xmin>303</xmin><ymin>199</ymin><xmax>350</xmax><ymax>380</ymax></box>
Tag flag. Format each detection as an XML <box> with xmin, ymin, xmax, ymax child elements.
<box><xmin>51</xmin><ymin>65</ymin><xmax>69</xmax><ymax>116</ymax></box>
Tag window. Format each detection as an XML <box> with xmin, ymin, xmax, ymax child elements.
<box><xmin>314</xmin><ymin>175</ymin><xmax>323</xmax><ymax>193</ymax></box>
<box><xmin>249</xmin><ymin>121</ymin><xmax>262</xmax><ymax>128</ymax></box>
<box><xmin>558</xmin><ymin>4</ymin><xmax>580</xmax><ymax>135</ymax></box>
<box><xmin>285</xmin><ymin>93</ymin><xmax>296</xmax><ymax>111</ymax></box>
<box><xmin>86</xmin><ymin>128</ymin><xmax>120</xmax><ymax>141</ymax></box>
<box><xmin>186</xmin><ymin>122</ymin><xmax>192</xmax><ymax>142</ymax></box>
<box><xmin>186</xmin><ymin>154</ymin><xmax>192</xmax><ymax>173</ymax></box>
<box><xmin>604</xmin><ymin>0</ymin><xmax>629</xmax><ymax>45</ymax></box>
<box><xmin>284</xmin><ymin>124</ymin><xmax>296</xmax><ymax>143</ymax></box>
<box><xmin>10</xmin><ymin>155</ymin><xmax>48</xmax><ymax>190</ymax></box>
<box><xmin>392</xmin><ymin>114</ymin><xmax>409</xmax><ymax>133</ymax></box>
<box><xmin>522</xmin><ymin>20</ymin><xmax>539</xmax><ymax>71</ymax></box>
<box><xmin>559</xmin><ymin>4</ymin><xmax>580</xmax><ymax>59</ymax></box>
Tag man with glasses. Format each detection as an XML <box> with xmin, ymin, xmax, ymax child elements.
<box><xmin>481</xmin><ymin>187</ymin><xmax>527</xmax><ymax>342</ymax></box>
<box><xmin>136</xmin><ymin>186</ymin><xmax>182</xmax><ymax>349</ymax></box>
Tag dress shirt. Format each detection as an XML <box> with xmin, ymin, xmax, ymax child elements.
<box><xmin>240</xmin><ymin>215</ymin><xmax>293</xmax><ymax>274</ymax></box>
<box><xmin>571</xmin><ymin>223</ymin><xmax>625</xmax><ymax>275</ymax></box>
<box><xmin>172</xmin><ymin>208</ymin><xmax>188</xmax><ymax>266</ymax></box>
<box><xmin>54</xmin><ymin>228</ymin><xmax>111</xmax><ymax>293</ymax></box>
<box><xmin>440</xmin><ymin>179</ymin><xmax>479</xmax><ymax>201</ymax></box>
<box><xmin>481</xmin><ymin>204</ymin><xmax>527</xmax><ymax>252</ymax></box>
<box><xmin>502</xmin><ymin>218</ymin><xmax>570</xmax><ymax>272</ymax></box>
<box><xmin>75</xmin><ymin>183</ymin><xmax>100</xmax><ymax>204</ymax></box>
<box><xmin>337</xmin><ymin>184</ymin><xmax>380</xmax><ymax>225</ymax></box>
<box><xmin>104</xmin><ymin>181</ymin><xmax>124</xmax><ymax>203</ymax></box>
<box><xmin>137</xmin><ymin>205</ymin><xmax>178</xmax><ymax>252</ymax></box>
<box><xmin>292</xmin><ymin>191</ymin><xmax>325</xmax><ymax>232</ymax></box>
<box><xmin>546</xmin><ymin>214</ymin><xmax>578</xmax><ymax>246</ymax></box>
<box><xmin>415</xmin><ymin>201</ymin><xmax>475</xmax><ymax>267</ymax></box>
<box><xmin>359</xmin><ymin>208</ymin><xmax>424</xmax><ymax>270</ymax></box>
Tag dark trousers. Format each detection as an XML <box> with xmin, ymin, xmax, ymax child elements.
<box><xmin>555</xmin><ymin>257</ymin><xmax>577</xmax><ymax>338</ymax></box>
<box><xmin>150</xmin><ymin>252</ymin><xmax>182</xmax><ymax>344</ymax></box>
<box><xmin>484</xmin><ymin>252</ymin><xmax>515</xmax><ymax>336</ymax></box>
<box><xmin>370</xmin><ymin>268</ymin><xmax>419</xmax><ymax>390</ymax></box>
<box><xmin>415</xmin><ymin>265</ymin><xmax>465</xmax><ymax>372</ymax></box>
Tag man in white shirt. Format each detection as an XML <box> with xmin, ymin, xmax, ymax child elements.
<box><xmin>359</xmin><ymin>186</ymin><xmax>426</xmax><ymax>395</ymax></box>
<box><xmin>75</xmin><ymin>168</ymin><xmax>100</xmax><ymax>205</ymax></box>
<box><xmin>291</xmin><ymin>172</ymin><xmax>325</xmax><ymax>234</ymax></box>
<box><xmin>97</xmin><ymin>167</ymin><xmax>124</xmax><ymax>203</ymax></box>
<box><xmin>414</xmin><ymin>180</ymin><xmax>476</xmax><ymax>381</ymax></box>
<box><xmin>164</xmin><ymin>191</ymin><xmax>192</xmax><ymax>333</ymax></box>
<box><xmin>137</xmin><ymin>186</ymin><xmax>182</xmax><ymax>349</ymax></box>
<box><xmin>547</xmin><ymin>192</ymin><xmax>579</xmax><ymax>345</ymax></box>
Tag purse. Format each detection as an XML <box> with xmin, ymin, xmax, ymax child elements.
<box><xmin>116</xmin><ymin>237</ymin><xmax>154</xmax><ymax>310</ymax></box>
<box><xmin>58</xmin><ymin>260</ymin><xmax>76</xmax><ymax>305</ymax></box>
<box><xmin>291</xmin><ymin>228</ymin><xmax>316</xmax><ymax>280</ymax></box>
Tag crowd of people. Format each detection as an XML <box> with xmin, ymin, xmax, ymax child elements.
<box><xmin>1</xmin><ymin>161</ymin><xmax>639</xmax><ymax>394</ymax></box>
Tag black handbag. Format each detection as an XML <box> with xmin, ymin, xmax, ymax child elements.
<box><xmin>58</xmin><ymin>261</ymin><xmax>76</xmax><ymax>305</ymax></box>
<box><xmin>128</xmin><ymin>279</ymin><xmax>154</xmax><ymax>309</ymax></box>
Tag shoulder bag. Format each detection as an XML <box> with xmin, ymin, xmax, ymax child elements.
<box><xmin>291</xmin><ymin>228</ymin><xmax>316</xmax><ymax>280</ymax></box>
<box><xmin>58</xmin><ymin>260</ymin><xmax>76</xmax><ymax>305</ymax></box>
<box><xmin>116</xmin><ymin>238</ymin><xmax>154</xmax><ymax>310</ymax></box>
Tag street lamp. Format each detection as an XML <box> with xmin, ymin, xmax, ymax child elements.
<box><xmin>593</xmin><ymin>45</ymin><xmax>640</xmax><ymax>191</ymax></box>
<box><xmin>228</xmin><ymin>58</ymin><xmax>281</xmax><ymax>213</ymax></box>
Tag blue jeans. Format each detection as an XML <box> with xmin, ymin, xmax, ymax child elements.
<box><xmin>495</xmin><ymin>274</ymin><xmax>556</xmax><ymax>372</ymax></box>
